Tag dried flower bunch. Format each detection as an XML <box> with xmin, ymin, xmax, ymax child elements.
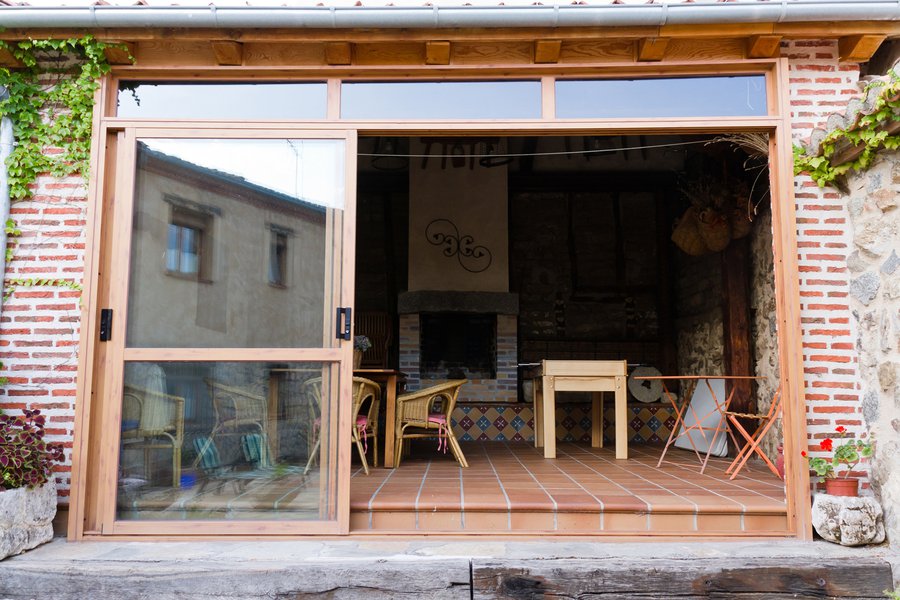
<box><xmin>0</xmin><ymin>409</ymin><xmax>65</xmax><ymax>491</ymax></box>
<box><xmin>802</xmin><ymin>425</ymin><xmax>874</xmax><ymax>480</ymax></box>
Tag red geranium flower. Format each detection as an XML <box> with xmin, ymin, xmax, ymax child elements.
<box><xmin>820</xmin><ymin>438</ymin><xmax>834</xmax><ymax>452</ymax></box>
<box><xmin>835</xmin><ymin>426</ymin><xmax>846</xmax><ymax>434</ymax></box>
<box><xmin>801</xmin><ymin>451</ymin><xmax>807</xmax><ymax>457</ymax></box>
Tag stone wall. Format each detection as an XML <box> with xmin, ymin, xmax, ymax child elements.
<box><xmin>844</xmin><ymin>155</ymin><xmax>900</xmax><ymax>546</ymax></box>
<box><xmin>674</xmin><ymin>252</ymin><xmax>725</xmax><ymax>376</ymax></box>
<box><xmin>750</xmin><ymin>209</ymin><xmax>781</xmax><ymax>459</ymax></box>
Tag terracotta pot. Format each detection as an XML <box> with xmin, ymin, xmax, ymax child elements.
<box><xmin>353</xmin><ymin>349</ymin><xmax>363</xmax><ymax>370</ymax></box>
<box><xmin>825</xmin><ymin>477</ymin><xmax>859</xmax><ymax>497</ymax></box>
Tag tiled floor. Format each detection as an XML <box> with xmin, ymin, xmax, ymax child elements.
<box><xmin>350</xmin><ymin>442</ymin><xmax>788</xmax><ymax>535</ymax></box>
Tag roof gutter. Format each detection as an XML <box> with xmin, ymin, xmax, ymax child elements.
<box><xmin>1</xmin><ymin>0</ymin><xmax>899</xmax><ymax>30</ymax></box>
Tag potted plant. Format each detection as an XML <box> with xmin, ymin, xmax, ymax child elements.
<box><xmin>803</xmin><ymin>425</ymin><xmax>874</xmax><ymax>497</ymax></box>
<box><xmin>353</xmin><ymin>335</ymin><xmax>371</xmax><ymax>370</ymax></box>
<box><xmin>0</xmin><ymin>409</ymin><xmax>65</xmax><ymax>560</ymax></box>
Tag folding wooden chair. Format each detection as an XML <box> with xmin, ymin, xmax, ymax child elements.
<box><xmin>723</xmin><ymin>386</ymin><xmax>783</xmax><ymax>480</ymax></box>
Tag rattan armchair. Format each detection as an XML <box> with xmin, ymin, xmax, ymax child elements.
<box><xmin>198</xmin><ymin>379</ymin><xmax>271</xmax><ymax>469</ymax></box>
<box><xmin>121</xmin><ymin>384</ymin><xmax>185</xmax><ymax>488</ymax></box>
<box><xmin>394</xmin><ymin>379</ymin><xmax>468</xmax><ymax>468</ymax></box>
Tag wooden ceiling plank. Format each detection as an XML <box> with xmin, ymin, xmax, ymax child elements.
<box><xmin>838</xmin><ymin>34</ymin><xmax>886</xmax><ymax>61</ymax></box>
<box><xmin>211</xmin><ymin>40</ymin><xmax>243</xmax><ymax>66</ymax></box>
<box><xmin>425</xmin><ymin>41</ymin><xmax>451</xmax><ymax>65</ymax></box>
<box><xmin>325</xmin><ymin>41</ymin><xmax>353</xmax><ymax>65</ymax></box>
<box><xmin>102</xmin><ymin>41</ymin><xmax>135</xmax><ymax>65</ymax></box>
<box><xmin>534</xmin><ymin>39</ymin><xmax>562</xmax><ymax>64</ymax></box>
<box><xmin>0</xmin><ymin>45</ymin><xmax>24</xmax><ymax>68</ymax></box>
<box><xmin>637</xmin><ymin>37</ymin><xmax>669</xmax><ymax>62</ymax></box>
<box><xmin>747</xmin><ymin>35</ymin><xmax>782</xmax><ymax>59</ymax></box>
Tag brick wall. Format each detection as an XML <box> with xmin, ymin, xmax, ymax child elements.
<box><xmin>0</xmin><ymin>172</ymin><xmax>86</xmax><ymax>503</ymax></box>
<box><xmin>784</xmin><ymin>39</ymin><xmax>871</xmax><ymax>486</ymax></box>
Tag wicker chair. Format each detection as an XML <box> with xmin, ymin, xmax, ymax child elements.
<box><xmin>303</xmin><ymin>377</ymin><xmax>381</xmax><ymax>475</ymax></box>
<box><xmin>197</xmin><ymin>380</ymin><xmax>271</xmax><ymax>470</ymax></box>
<box><xmin>394</xmin><ymin>380</ymin><xmax>468</xmax><ymax>468</ymax></box>
<box><xmin>121</xmin><ymin>384</ymin><xmax>185</xmax><ymax>488</ymax></box>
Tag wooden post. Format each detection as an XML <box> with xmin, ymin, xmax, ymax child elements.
<box><xmin>721</xmin><ymin>236</ymin><xmax>753</xmax><ymax>416</ymax></box>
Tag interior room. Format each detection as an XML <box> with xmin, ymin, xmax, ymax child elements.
<box><xmin>348</xmin><ymin>133</ymin><xmax>788</xmax><ymax>533</ymax></box>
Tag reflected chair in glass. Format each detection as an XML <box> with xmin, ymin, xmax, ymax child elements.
<box><xmin>199</xmin><ymin>379</ymin><xmax>271</xmax><ymax>470</ymax></box>
<box><xmin>121</xmin><ymin>384</ymin><xmax>186</xmax><ymax>488</ymax></box>
<box><xmin>394</xmin><ymin>380</ymin><xmax>468</xmax><ymax>468</ymax></box>
<box><xmin>723</xmin><ymin>386</ymin><xmax>784</xmax><ymax>480</ymax></box>
<box><xmin>303</xmin><ymin>377</ymin><xmax>382</xmax><ymax>475</ymax></box>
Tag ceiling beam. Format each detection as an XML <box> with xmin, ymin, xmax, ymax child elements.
<box><xmin>425</xmin><ymin>41</ymin><xmax>451</xmax><ymax>65</ymax></box>
<box><xmin>325</xmin><ymin>41</ymin><xmax>352</xmax><ymax>65</ymax></box>
<box><xmin>637</xmin><ymin>37</ymin><xmax>669</xmax><ymax>61</ymax></box>
<box><xmin>210</xmin><ymin>40</ymin><xmax>243</xmax><ymax>66</ymax></box>
<box><xmin>746</xmin><ymin>35</ymin><xmax>782</xmax><ymax>59</ymax></box>
<box><xmin>534</xmin><ymin>39</ymin><xmax>562</xmax><ymax>64</ymax></box>
<box><xmin>838</xmin><ymin>34</ymin><xmax>886</xmax><ymax>61</ymax></box>
<box><xmin>102</xmin><ymin>41</ymin><xmax>135</xmax><ymax>65</ymax></box>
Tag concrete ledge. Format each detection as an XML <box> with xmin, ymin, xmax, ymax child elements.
<box><xmin>0</xmin><ymin>539</ymin><xmax>896</xmax><ymax>599</ymax></box>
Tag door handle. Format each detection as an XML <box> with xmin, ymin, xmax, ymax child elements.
<box><xmin>335</xmin><ymin>307</ymin><xmax>352</xmax><ymax>341</ymax></box>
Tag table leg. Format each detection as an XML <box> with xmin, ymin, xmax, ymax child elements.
<box><xmin>383</xmin><ymin>374</ymin><xmax>397</xmax><ymax>468</ymax></box>
<box><xmin>591</xmin><ymin>392</ymin><xmax>602</xmax><ymax>449</ymax></box>
<box><xmin>267</xmin><ymin>375</ymin><xmax>280</xmax><ymax>460</ymax></box>
<box><xmin>533</xmin><ymin>378</ymin><xmax>543</xmax><ymax>448</ymax></box>
<box><xmin>614</xmin><ymin>375</ymin><xmax>627</xmax><ymax>460</ymax></box>
<box><xmin>542</xmin><ymin>375</ymin><xmax>556</xmax><ymax>459</ymax></box>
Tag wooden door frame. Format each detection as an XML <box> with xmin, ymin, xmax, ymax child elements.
<box><xmin>71</xmin><ymin>57</ymin><xmax>810</xmax><ymax>540</ymax></box>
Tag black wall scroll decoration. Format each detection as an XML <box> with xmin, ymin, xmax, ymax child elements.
<box><xmin>425</xmin><ymin>218</ymin><xmax>493</xmax><ymax>274</ymax></box>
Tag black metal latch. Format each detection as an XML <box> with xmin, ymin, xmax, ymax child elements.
<box><xmin>335</xmin><ymin>307</ymin><xmax>352</xmax><ymax>341</ymax></box>
<box><xmin>99</xmin><ymin>308</ymin><xmax>113</xmax><ymax>342</ymax></box>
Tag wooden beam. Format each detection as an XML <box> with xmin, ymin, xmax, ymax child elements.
<box><xmin>0</xmin><ymin>45</ymin><xmax>23</xmax><ymax>68</ymax></box>
<box><xmin>102</xmin><ymin>42</ymin><xmax>134</xmax><ymax>65</ymax></box>
<box><xmin>637</xmin><ymin>37</ymin><xmax>669</xmax><ymax>61</ymax></box>
<box><xmin>210</xmin><ymin>40</ymin><xmax>243</xmax><ymax>66</ymax></box>
<box><xmin>325</xmin><ymin>41</ymin><xmax>352</xmax><ymax>65</ymax></box>
<box><xmin>425</xmin><ymin>41</ymin><xmax>451</xmax><ymax>65</ymax></box>
<box><xmin>838</xmin><ymin>34</ymin><xmax>886</xmax><ymax>61</ymax></box>
<box><xmin>746</xmin><ymin>35</ymin><xmax>782</xmax><ymax>59</ymax></box>
<box><xmin>534</xmin><ymin>39</ymin><xmax>562</xmax><ymax>64</ymax></box>
<box><xmin>722</xmin><ymin>237</ymin><xmax>753</xmax><ymax>417</ymax></box>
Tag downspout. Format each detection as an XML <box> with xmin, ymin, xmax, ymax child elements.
<box><xmin>0</xmin><ymin>1</ymin><xmax>899</xmax><ymax>29</ymax></box>
<box><xmin>0</xmin><ymin>86</ymin><xmax>11</xmax><ymax>320</ymax></box>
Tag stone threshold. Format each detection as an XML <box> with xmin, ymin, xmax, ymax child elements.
<box><xmin>0</xmin><ymin>539</ymin><xmax>896</xmax><ymax>599</ymax></box>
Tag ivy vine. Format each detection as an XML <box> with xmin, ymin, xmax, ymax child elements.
<box><xmin>794</xmin><ymin>72</ymin><xmax>900</xmax><ymax>187</ymax></box>
<box><xmin>0</xmin><ymin>36</ymin><xmax>124</xmax><ymax>303</ymax></box>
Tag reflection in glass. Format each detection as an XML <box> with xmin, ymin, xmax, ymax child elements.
<box><xmin>117</xmin><ymin>362</ymin><xmax>335</xmax><ymax>521</ymax></box>
<box><xmin>555</xmin><ymin>76</ymin><xmax>767</xmax><ymax>118</ymax></box>
<box><xmin>117</xmin><ymin>83</ymin><xmax>328</xmax><ymax>120</ymax></box>
<box><xmin>126</xmin><ymin>138</ymin><xmax>345</xmax><ymax>348</ymax></box>
<box><xmin>341</xmin><ymin>81</ymin><xmax>542</xmax><ymax>120</ymax></box>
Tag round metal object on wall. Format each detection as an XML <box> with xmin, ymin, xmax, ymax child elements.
<box><xmin>628</xmin><ymin>366</ymin><xmax>664</xmax><ymax>403</ymax></box>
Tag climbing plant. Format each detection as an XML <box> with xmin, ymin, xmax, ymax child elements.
<box><xmin>0</xmin><ymin>36</ymin><xmax>116</xmax><ymax>201</ymax></box>
<box><xmin>794</xmin><ymin>72</ymin><xmax>900</xmax><ymax>187</ymax></box>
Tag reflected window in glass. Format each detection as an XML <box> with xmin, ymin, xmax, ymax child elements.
<box><xmin>268</xmin><ymin>227</ymin><xmax>291</xmax><ymax>287</ymax></box>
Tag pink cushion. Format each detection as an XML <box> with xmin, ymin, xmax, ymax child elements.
<box><xmin>427</xmin><ymin>413</ymin><xmax>447</xmax><ymax>425</ymax></box>
<box><xmin>356</xmin><ymin>415</ymin><xmax>368</xmax><ymax>427</ymax></box>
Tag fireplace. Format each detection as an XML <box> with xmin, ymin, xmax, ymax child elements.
<box><xmin>398</xmin><ymin>291</ymin><xmax>518</xmax><ymax>403</ymax></box>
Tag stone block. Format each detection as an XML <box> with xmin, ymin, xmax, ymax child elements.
<box><xmin>850</xmin><ymin>271</ymin><xmax>881</xmax><ymax>305</ymax></box>
<box><xmin>811</xmin><ymin>493</ymin><xmax>886</xmax><ymax>546</ymax></box>
<box><xmin>0</xmin><ymin>479</ymin><xmax>57</xmax><ymax>561</ymax></box>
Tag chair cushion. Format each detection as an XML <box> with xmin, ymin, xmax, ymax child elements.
<box><xmin>356</xmin><ymin>415</ymin><xmax>368</xmax><ymax>427</ymax></box>
<box><xmin>427</xmin><ymin>413</ymin><xmax>447</xmax><ymax>425</ymax></box>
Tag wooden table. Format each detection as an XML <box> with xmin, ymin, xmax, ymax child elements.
<box><xmin>354</xmin><ymin>368</ymin><xmax>405</xmax><ymax>468</ymax></box>
<box><xmin>531</xmin><ymin>360</ymin><xmax>628</xmax><ymax>460</ymax></box>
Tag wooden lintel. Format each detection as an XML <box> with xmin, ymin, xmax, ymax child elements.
<box><xmin>838</xmin><ymin>34</ymin><xmax>886</xmax><ymax>62</ymax></box>
<box><xmin>534</xmin><ymin>39</ymin><xmax>562</xmax><ymax>64</ymax></box>
<box><xmin>425</xmin><ymin>41</ymin><xmax>451</xmax><ymax>65</ymax></box>
<box><xmin>211</xmin><ymin>40</ymin><xmax>243</xmax><ymax>66</ymax></box>
<box><xmin>637</xmin><ymin>37</ymin><xmax>669</xmax><ymax>61</ymax></box>
<box><xmin>102</xmin><ymin>42</ymin><xmax>135</xmax><ymax>65</ymax></box>
<box><xmin>325</xmin><ymin>42</ymin><xmax>353</xmax><ymax>65</ymax></box>
<box><xmin>746</xmin><ymin>35</ymin><xmax>782</xmax><ymax>59</ymax></box>
<box><xmin>0</xmin><ymin>45</ymin><xmax>24</xmax><ymax>68</ymax></box>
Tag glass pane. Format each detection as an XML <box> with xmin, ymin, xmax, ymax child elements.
<box><xmin>117</xmin><ymin>361</ymin><xmax>337</xmax><ymax>521</ymax></box>
<box><xmin>126</xmin><ymin>138</ymin><xmax>345</xmax><ymax>348</ymax></box>
<box><xmin>117</xmin><ymin>83</ymin><xmax>328</xmax><ymax>120</ymax></box>
<box><xmin>341</xmin><ymin>81</ymin><xmax>542</xmax><ymax>119</ymax></box>
<box><xmin>555</xmin><ymin>76</ymin><xmax>767</xmax><ymax>118</ymax></box>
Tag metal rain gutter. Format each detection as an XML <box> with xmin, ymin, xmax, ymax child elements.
<box><xmin>1</xmin><ymin>1</ymin><xmax>900</xmax><ymax>30</ymax></box>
